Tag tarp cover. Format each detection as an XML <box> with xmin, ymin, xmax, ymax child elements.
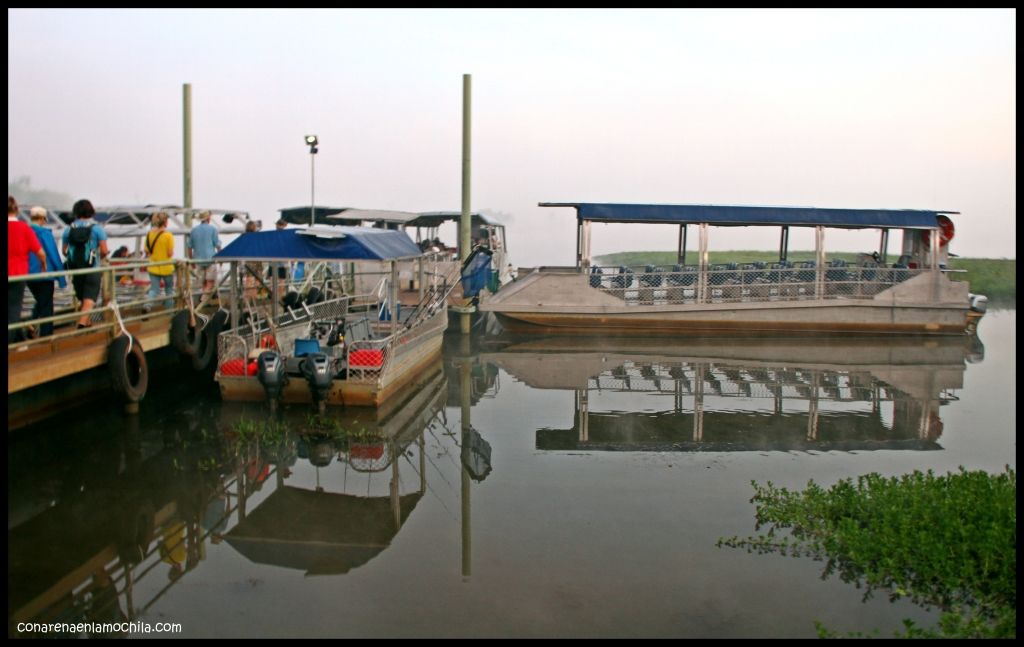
<box><xmin>460</xmin><ymin>247</ymin><xmax>493</xmax><ymax>297</ymax></box>
<box><xmin>215</xmin><ymin>227</ymin><xmax>422</xmax><ymax>262</ymax></box>
<box><xmin>549</xmin><ymin>203</ymin><xmax>955</xmax><ymax>229</ymax></box>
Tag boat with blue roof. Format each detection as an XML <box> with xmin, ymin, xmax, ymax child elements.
<box><xmin>212</xmin><ymin>225</ymin><xmax>450</xmax><ymax>410</ymax></box>
<box><xmin>479</xmin><ymin>202</ymin><xmax>987</xmax><ymax>335</ymax></box>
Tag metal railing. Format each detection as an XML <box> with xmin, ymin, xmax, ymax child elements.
<box><xmin>586</xmin><ymin>262</ymin><xmax>927</xmax><ymax>305</ymax></box>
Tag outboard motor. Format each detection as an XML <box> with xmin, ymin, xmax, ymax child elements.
<box><xmin>969</xmin><ymin>293</ymin><xmax>988</xmax><ymax>314</ymax></box>
<box><xmin>257</xmin><ymin>350</ymin><xmax>286</xmax><ymax>407</ymax></box>
<box><xmin>300</xmin><ymin>352</ymin><xmax>333</xmax><ymax>412</ymax></box>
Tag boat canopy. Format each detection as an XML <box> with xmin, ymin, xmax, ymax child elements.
<box><xmin>409</xmin><ymin>211</ymin><xmax>502</xmax><ymax>228</ymax></box>
<box><xmin>542</xmin><ymin>203</ymin><xmax>958</xmax><ymax>230</ymax></box>
<box><xmin>215</xmin><ymin>227</ymin><xmax>423</xmax><ymax>262</ymax></box>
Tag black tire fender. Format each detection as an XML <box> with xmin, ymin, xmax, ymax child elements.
<box><xmin>170</xmin><ymin>311</ymin><xmax>201</xmax><ymax>356</ymax></box>
<box><xmin>192</xmin><ymin>310</ymin><xmax>229</xmax><ymax>371</ymax></box>
<box><xmin>109</xmin><ymin>334</ymin><xmax>148</xmax><ymax>402</ymax></box>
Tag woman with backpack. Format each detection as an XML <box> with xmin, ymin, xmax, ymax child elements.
<box><xmin>62</xmin><ymin>199</ymin><xmax>109</xmax><ymax>329</ymax></box>
<box><xmin>143</xmin><ymin>211</ymin><xmax>175</xmax><ymax>313</ymax></box>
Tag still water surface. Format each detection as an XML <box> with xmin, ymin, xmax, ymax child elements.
<box><xmin>7</xmin><ymin>311</ymin><xmax>1015</xmax><ymax>638</ymax></box>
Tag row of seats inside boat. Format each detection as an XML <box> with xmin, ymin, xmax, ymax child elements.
<box><xmin>589</xmin><ymin>259</ymin><xmax>912</xmax><ymax>289</ymax></box>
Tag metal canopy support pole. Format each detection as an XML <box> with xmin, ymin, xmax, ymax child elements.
<box><xmin>780</xmin><ymin>225</ymin><xmax>789</xmax><ymax>261</ymax></box>
<box><xmin>418</xmin><ymin>256</ymin><xmax>424</xmax><ymax>299</ymax></box>
<box><xmin>229</xmin><ymin>261</ymin><xmax>239</xmax><ymax>330</ymax></box>
<box><xmin>930</xmin><ymin>229</ymin><xmax>940</xmax><ymax>302</ymax></box>
<box><xmin>697</xmin><ymin>223</ymin><xmax>709</xmax><ymax>304</ymax></box>
<box><xmin>580</xmin><ymin>220</ymin><xmax>592</xmax><ymax>269</ymax></box>
<box><xmin>390</xmin><ymin>260</ymin><xmax>399</xmax><ymax>336</ymax></box>
<box><xmin>815</xmin><ymin>226</ymin><xmax>825</xmax><ymax>299</ymax></box>
<box><xmin>880</xmin><ymin>229</ymin><xmax>889</xmax><ymax>264</ymax></box>
<box><xmin>678</xmin><ymin>224</ymin><xmax>687</xmax><ymax>265</ymax></box>
<box><xmin>575</xmin><ymin>215</ymin><xmax>583</xmax><ymax>270</ymax></box>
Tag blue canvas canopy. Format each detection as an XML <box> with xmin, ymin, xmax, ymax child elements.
<box><xmin>541</xmin><ymin>203</ymin><xmax>958</xmax><ymax>230</ymax></box>
<box><xmin>215</xmin><ymin>227</ymin><xmax>422</xmax><ymax>262</ymax></box>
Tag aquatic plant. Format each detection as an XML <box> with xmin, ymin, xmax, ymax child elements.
<box><xmin>718</xmin><ymin>466</ymin><xmax>1016</xmax><ymax>638</ymax></box>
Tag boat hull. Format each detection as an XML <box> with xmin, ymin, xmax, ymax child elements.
<box><xmin>481</xmin><ymin>269</ymin><xmax>973</xmax><ymax>336</ymax></box>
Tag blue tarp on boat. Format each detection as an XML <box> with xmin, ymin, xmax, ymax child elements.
<box><xmin>215</xmin><ymin>227</ymin><xmax>422</xmax><ymax>262</ymax></box>
<box><xmin>460</xmin><ymin>247</ymin><xmax>493</xmax><ymax>298</ymax></box>
<box><xmin>543</xmin><ymin>203</ymin><xmax>956</xmax><ymax>229</ymax></box>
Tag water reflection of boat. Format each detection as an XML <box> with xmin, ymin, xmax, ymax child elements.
<box><xmin>222</xmin><ymin>367</ymin><xmax>448</xmax><ymax>576</ymax></box>
<box><xmin>480</xmin><ymin>334</ymin><xmax>981</xmax><ymax>453</ymax></box>
<box><xmin>7</xmin><ymin>414</ymin><xmax>232</xmax><ymax>637</ymax></box>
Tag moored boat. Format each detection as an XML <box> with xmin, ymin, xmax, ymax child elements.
<box><xmin>479</xmin><ymin>203</ymin><xmax>987</xmax><ymax>335</ymax></box>
<box><xmin>213</xmin><ymin>226</ymin><xmax>449</xmax><ymax>410</ymax></box>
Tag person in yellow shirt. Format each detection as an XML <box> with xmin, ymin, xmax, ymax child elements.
<box><xmin>143</xmin><ymin>212</ymin><xmax>175</xmax><ymax>312</ymax></box>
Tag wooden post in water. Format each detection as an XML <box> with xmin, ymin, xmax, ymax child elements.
<box><xmin>460</xmin><ymin>74</ymin><xmax>472</xmax><ymax>334</ymax></box>
<box><xmin>183</xmin><ymin>83</ymin><xmax>192</xmax><ymax>211</ymax></box>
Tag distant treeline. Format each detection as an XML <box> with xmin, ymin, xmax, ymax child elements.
<box><xmin>595</xmin><ymin>251</ymin><xmax>1016</xmax><ymax>305</ymax></box>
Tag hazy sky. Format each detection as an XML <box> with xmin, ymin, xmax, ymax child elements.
<box><xmin>8</xmin><ymin>9</ymin><xmax>1015</xmax><ymax>265</ymax></box>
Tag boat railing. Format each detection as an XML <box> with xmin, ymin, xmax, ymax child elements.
<box><xmin>585</xmin><ymin>262</ymin><xmax>927</xmax><ymax>305</ymax></box>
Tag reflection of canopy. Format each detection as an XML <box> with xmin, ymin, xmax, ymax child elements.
<box><xmin>225</xmin><ymin>486</ymin><xmax>422</xmax><ymax>575</ymax></box>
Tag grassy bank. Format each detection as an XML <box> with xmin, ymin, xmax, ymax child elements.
<box><xmin>596</xmin><ymin>251</ymin><xmax>1015</xmax><ymax>304</ymax></box>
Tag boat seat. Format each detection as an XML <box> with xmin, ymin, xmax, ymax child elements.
<box><xmin>640</xmin><ymin>265</ymin><xmax>663</xmax><ymax>287</ymax></box>
<box><xmin>589</xmin><ymin>266</ymin><xmax>604</xmax><ymax>288</ymax></box>
<box><xmin>709</xmin><ymin>263</ymin><xmax>739</xmax><ymax>286</ymax></box>
<box><xmin>610</xmin><ymin>266</ymin><xmax>634</xmax><ymax>289</ymax></box>
<box><xmin>890</xmin><ymin>263</ymin><xmax>910</xmax><ymax>283</ymax></box>
<box><xmin>741</xmin><ymin>261</ymin><xmax>767</xmax><ymax>284</ymax></box>
<box><xmin>667</xmin><ymin>264</ymin><xmax>697</xmax><ymax>286</ymax></box>
<box><xmin>825</xmin><ymin>259</ymin><xmax>849</xmax><ymax>281</ymax></box>
<box><xmin>796</xmin><ymin>261</ymin><xmax>816</xmax><ymax>282</ymax></box>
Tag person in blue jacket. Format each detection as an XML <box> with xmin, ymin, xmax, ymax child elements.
<box><xmin>27</xmin><ymin>206</ymin><xmax>67</xmax><ymax>337</ymax></box>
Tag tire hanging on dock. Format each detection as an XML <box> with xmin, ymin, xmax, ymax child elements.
<box><xmin>192</xmin><ymin>310</ymin><xmax>229</xmax><ymax>372</ymax></box>
<box><xmin>169</xmin><ymin>311</ymin><xmax>201</xmax><ymax>357</ymax></box>
<box><xmin>108</xmin><ymin>333</ymin><xmax>148</xmax><ymax>403</ymax></box>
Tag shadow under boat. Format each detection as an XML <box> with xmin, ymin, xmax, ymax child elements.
<box><xmin>479</xmin><ymin>333</ymin><xmax>982</xmax><ymax>453</ymax></box>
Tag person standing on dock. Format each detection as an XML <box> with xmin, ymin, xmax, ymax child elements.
<box><xmin>188</xmin><ymin>210</ymin><xmax>221</xmax><ymax>299</ymax></box>
<box><xmin>8</xmin><ymin>195</ymin><xmax>45</xmax><ymax>343</ymax></box>
<box><xmin>143</xmin><ymin>211</ymin><xmax>175</xmax><ymax>313</ymax></box>
<box><xmin>27</xmin><ymin>206</ymin><xmax>67</xmax><ymax>337</ymax></box>
<box><xmin>62</xmin><ymin>199</ymin><xmax>109</xmax><ymax>329</ymax></box>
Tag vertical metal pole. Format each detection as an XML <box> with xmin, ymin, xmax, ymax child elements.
<box><xmin>879</xmin><ymin>229</ymin><xmax>889</xmax><ymax>264</ymax></box>
<box><xmin>183</xmin><ymin>84</ymin><xmax>192</xmax><ymax>210</ymax></box>
<box><xmin>815</xmin><ymin>226</ymin><xmax>825</xmax><ymax>299</ymax></box>
<box><xmin>229</xmin><ymin>262</ymin><xmax>239</xmax><ymax>330</ymax></box>
<box><xmin>460</xmin><ymin>74</ymin><xmax>472</xmax><ymax>333</ymax></box>
<box><xmin>780</xmin><ymin>225</ymin><xmax>789</xmax><ymax>261</ymax></box>
<box><xmin>698</xmin><ymin>223</ymin><xmax>709</xmax><ymax>304</ymax></box>
<box><xmin>310</xmin><ymin>153</ymin><xmax>316</xmax><ymax>226</ymax></box>
<box><xmin>390</xmin><ymin>261</ymin><xmax>399</xmax><ymax>336</ymax></box>
<box><xmin>678</xmin><ymin>224</ymin><xmax>687</xmax><ymax>265</ymax></box>
<box><xmin>930</xmin><ymin>229</ymin><xmax>940</xmax><ymax>302</ymax></box>
<box><xmin>460</xmin><ymin>74</ymin><xmax>472</xmax><ymax>264</ymax></box>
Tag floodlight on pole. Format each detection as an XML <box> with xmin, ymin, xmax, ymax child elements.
<box><xmin>305</xmin><ymin>135</ymin><xmax>319</xmax><ymax>225</ymax></box>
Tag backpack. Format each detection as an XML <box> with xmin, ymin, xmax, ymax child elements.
<box><xmin>65</xmin><ymin>224</ymin><xmax>95</xmax><ymax>270</ymax></box>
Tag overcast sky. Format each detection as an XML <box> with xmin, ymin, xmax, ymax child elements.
<box><xmin>8</xmin><ymin>8</ymin><xmax>1015</xmax><ymax>265</ymax></box>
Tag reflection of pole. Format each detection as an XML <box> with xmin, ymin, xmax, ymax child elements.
<box><xmin>419</xmin><ymin>430</ymin><xmax>426</xmax><ymax>493</ymax></box>
<box><xmin>460</xmin><ymin>348</ymin><xmax>472</xmax><ymax>579</ymax></box>
<box><xmin>693</xmin><ymin>362</ymin><xmax>704</xmax><ymax>442</ymax></box>
<box><xmin>807</xmin><ymin>371</ymin><xmax>820</xmax><ymax>441</ymax></box>
<box><xmin>391</xmin><ymin>444</ymin><xmax>401</xmax><ymax>531</ymax></box>
<box><xmin>577</xmin><ymin>388</ymin><xmax>589</xmax><ymax>442</ymax></box>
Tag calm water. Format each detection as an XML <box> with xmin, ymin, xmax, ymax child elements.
<box><xmin>8</xmin><ymin>311</ymin><xmax>1015</xmax><ymax>638</ymax></box>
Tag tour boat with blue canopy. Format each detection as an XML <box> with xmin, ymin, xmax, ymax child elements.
<box><xmin>478</xmin><ymin>202</ymin><xmax>987</xmax><ymax>335</ymax></box>
<box><xmin>212</xmin><ymin>226</ymin><xmax>450</xmax><ymax>410</ymax></box>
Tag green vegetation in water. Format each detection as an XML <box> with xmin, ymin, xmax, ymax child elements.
<box><xmin>233</xmin><ymin>418</ymin><xmax>291</xmax><ymax>445</ymax></box>
<box><xmin>717</xmin><ymin>467</ymin><xmax>1016</xmax><ymax>639</ymax></box>
<box><xmin>597</xmin><ymin>251</ymin><xmax>1015</xmax><ymax>304</ymax></box>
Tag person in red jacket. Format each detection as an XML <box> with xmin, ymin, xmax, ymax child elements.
<box><xmin>8</xmin><ymin>195</ymin><xmax>46</xmax><ymax>343</ymax></box>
